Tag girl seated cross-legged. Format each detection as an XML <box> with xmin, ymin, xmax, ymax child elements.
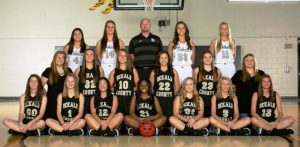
<box><xmin>84</xmin><ymin>77</ymin><xmax>123</xmax><ymax>136</ymax></box>
<box><xmin>209</xmin><ymin>77</ymin><xmax>251</xmax><ymax>135</ymax></box>
<box><xmin>3</xmin><ymin>74</ymin><xmax>47</xmax><ymax>136</ymax></box>
<box><xmin>169</xmin><ymin>77</ymin><xmax>210</xmax><ymax>136</ymax></box>
<box><xmin>46</xmin><ymin>73</ymin><xmax>85</xmax><ymax>136</ymax></box>
<box><xmin>251</xmin><ymin>74</ymin><xmax>295</xmax><ymax>135</ymax></box>
<box><xmin>124</xmin><ymin>79</ymin><xmax>166</xmax><ymax>136</ymax></box>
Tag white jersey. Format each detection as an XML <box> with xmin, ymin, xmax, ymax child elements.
<box><xmin>100</xmin><ymin>41</ymin><xmax>116</xmax><ymax>65</ymax></box>
<box><xmin>67</xmin><ymin>47</ymin><xmax>83</xmax><ymax>72</ymax></box>
<box><xmin>214</xmin><ymin>40</ymin><xmax>234</xmax><ymax>64</ymax></box>
<box><xmin>100</xmin><ymin>41</ymin><xmax>116</xmax><ymax>78</ymax></box>
<box><xmin>172</xmin><ymin>42</ymin><xmax>193</xmax><ymax>66</ymax></box>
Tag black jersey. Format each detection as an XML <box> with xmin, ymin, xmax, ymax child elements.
<box><xmin>154</xmin><ymin>69</ymin><xmax>175</xmax><ymax>98</ymax></box>
<box><xmin>256</xmin><ymin>92</ymin><xmax>277</xmax><ymax>122</ymax></box>
<box><xmin>114</xmin><ymin>68</ymin><xmax>134</xmax><ymax>97</ymax></box>
<box><xmin>94</xmin><ymin>94</ymin><xmax>113</xmax><ymax>120</ymax></box>
<box><xmin>62</xmin><ymin>96</ymin><xmax>79</xmax><ymax>122</ymax></box>
<box><xmin>196</xmin><ymin>67</ymin><xmax>217</xmax><ymax>101</ymax></box>
<box><xmin>180</xmin><ymin>98</ymin><xmax>198</xmax><ymax>119</ymax></box>
<box><xmin>216</xmin><ymin>96</ymin><xmax>234</xmax><ymax>122</ymax></box>
<box><xmin>79</xmin><ymin>66</ymin><xmax>99</xmax><ymax>96</ymax></box>
<box><xmin>24</xmin><ymin>96</ymin><xmax>41</xmax><ymax>121</ymax></box>
<box><xmin>135</xmin><ymin>96</ymin><xmax>155</xmax><ymax>119</ymax></box>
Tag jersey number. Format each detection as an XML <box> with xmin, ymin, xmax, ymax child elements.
<box><xmin>159</xmin><ymin>82</ymin><xmax>170</xmax><ymax>91</ymax></box>
<box><xmin>118</xmin><ymin>81</ymin><xmax>129</xmax><ymax>90</ymax></box>
<box><xmin>85</xmin><ymin>80</ymin><xmax>96</xmax><ymax>89</ymax></box>
<box><xmin>201</xmin><ymin>82</ymin><xmax>213</xmax><ymax>90</ymax></box>
<box><xmin>261</xmin><ymin>109</ymin><xmax>272</xmax><ymax>117</ymax></box>
<box><xmin>99</xmin><ymin>109</ymin><xmax>109</xmax><ymax>117</ymax></box>
<box><xmin>67</xmin><ymin>110</ymin><xmax>73</xmax><ymax>118</ymax></box>
<box><xmin>184</xmin><ymin>108</ymin><xmax>195</xmax><ymax>116</ymax></box>
<box><xmin>222</xmin><ymin>109</ymin><xmax>229</xmax><ymax>118</ymax></box>
<box><xmin>73</xmin><ymin>57</ymin><xmax>79</xmax><ymax>64</ymax></box>
<box><xmin>26</xmin><ymin>109</ymin><xmax>38</xmax><ymax>117</ymax></box>
<box><xmin>139</xmin><ymin>110</ymin><xmax>150</xmax><ymax>118</ymax></box>
<box><xmin>222</xmin><ymin>50</ymin><xmax>229</xmax><ymax>59</ymax></box>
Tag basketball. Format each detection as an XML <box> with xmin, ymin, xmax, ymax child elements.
<box><xmin>139</xmin><ymin>121</ymin><xmax>155</xmax><ymax>137</ymax></box>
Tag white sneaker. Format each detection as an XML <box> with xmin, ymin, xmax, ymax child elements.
<box><xmin>170</xmin><ymin>127</ymin><xmax>177</xmax><ymax>135</ymax></box>
<box><xmin>257</xmin><ymin>128</ymin><xmax>263</xmax><ymax>135</ymax></box>
<box><xmin>155</xmin><ymin>128</ymin><xmax>159</xmax><ymax>136</ymax></box>
<box><xmin>216</xmin><ymin>128</ymin><xmax>221</xmax><ymax>136</ymax></box>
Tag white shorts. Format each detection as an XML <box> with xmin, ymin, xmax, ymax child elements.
<box><xmin>214</xmin><ymin>63</ymin><xmax>236</xmax><ymax>78</ymax></box>
<box><xmin>173</xmin><ymin>65</ymin><xmax>193</xmax><ymax>85</ymax></box>
<box><xmin>102</xmin><ymin>63</ymin><xmax>115</xmax><ymax>78</ymax></box>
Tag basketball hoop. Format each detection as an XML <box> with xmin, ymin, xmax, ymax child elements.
<box><xmin>143</xmin><ymin>0</ymin><xmax>155</xmax><ymax>11</ymax></box>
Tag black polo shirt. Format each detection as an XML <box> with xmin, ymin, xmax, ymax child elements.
<box><xmin>129</xmin><ymin>33</ymin><xmax>163</xmax><ymax>67</ymax></box>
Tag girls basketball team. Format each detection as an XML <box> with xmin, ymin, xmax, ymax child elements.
<box><xmin>3</xmin><ymin>20</ymin><xmax>295</xmax><ymax>137</ymax></box>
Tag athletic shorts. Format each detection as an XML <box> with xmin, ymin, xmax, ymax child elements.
<box><xmin>173</xmin><ymin>65</ymin><xmax>193</xmax><ymax>85</ymax></box>
<box><xmin>214</xmin><ymin>63</ymin><xmax>235</xmax><ymax>78</ymax></box>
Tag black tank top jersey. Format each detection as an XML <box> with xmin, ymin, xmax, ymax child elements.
<box><xmin>24</xmin><ymin>96</ymin><xmax>41</xmax><ymax>121</ymax></box>
<box><xmin>114</xmin><ymin>68</ymin><xmax>134</xmax><ymax>97</ymax></box>
<box><xmin>256</xmin><ymin>92</ymin><xmax>277</xmax><ymax>122</ymax></box>
<box><xmin>94</xmin><ymin>94</ymin><xmax>113</xmax><ymax>120</ymax></box>
<box><xmin>180</xmin><ymin>98</ymin><xmax>198</xmax><ymax>119</ymax></box>
<box><xmin>196</xmin><ymin>67</ymin><xmax>217</xmax><ymax>102</ymax></box>
<box><xmin>135</xmin><ymin>96</ymin><xmax>155</xmax><ymax>119</ymax></box>
<box><xmin>154</xmin><ymin>69</ymin><xmax>175</xmax><ymax>98</ymax></box>
<box><xmin>62</xmin><ymin>96</ymin><xmax>79</xmax><ymax>122</ymax></box>
<box><xmin>216</xmin><ymin>96</ymin><xmax>234</xmax><ymax>122</ymax></box>
<box><xmin>79</xmin><ymin>66</ymin><xmax>99</xmax><ymax>97</ymax></box>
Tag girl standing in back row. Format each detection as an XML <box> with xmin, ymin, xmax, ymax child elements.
<box><xmin>209</xmin><ymin>22</ymin><xmax>236</xmax><ymax>78</ymax></box>
<box><xmin>168</xmin><ymin>21</ymin><xmax>195</xmax><ymax>84</ymax></box>
<box><xmin>96</xmin><ymin>20</ymin><xmax>125</xmax><ymax>78</ymax></box>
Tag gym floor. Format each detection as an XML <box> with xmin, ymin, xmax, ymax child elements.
<box><xmin>0</xmin><ymin>99</ymin><xmax>298</xmax><ymax>147</ymax></box>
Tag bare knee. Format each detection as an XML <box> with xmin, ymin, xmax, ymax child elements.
<box><xmin>204</xmin><ymin>118</ymin><xmax>210</xmax><ymax>126</ymax></box>
<box><xmin>251</xmin><ymin>117</ymin><xmax>258</xmax><ymax>124</ymax></box>
<box><xmin>209</xmin><ymin>117</ymin><xmax>216</xmax><ymax>124</ymax></box>
<box><xmin>116</xmin><ymin>113</ymin><xmax>124</xmax><ymax>120</ymax></box>
<box><xmin>169</xmin><ymin>116</ymin><xmax>176</xmax><ymax>123</ymax></box>
<box><xmin>79</xmin><ymin>119</ymin><xmax>86</xmax><ymax>127</ymax></box>
<box><xmin>84</xmin><ymin>113</ymin><xmax>92</xmax><ymax>120</ymax></box>
<box><xmin>243</xmin><ymin>117</ymin><xmax>251</xmax><ymax>124</ymax></box>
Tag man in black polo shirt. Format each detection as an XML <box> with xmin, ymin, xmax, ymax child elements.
<box><xmin>129</xmin><ymin>18</ymin><xmax>163</xmax><ymax>80</ymax></box>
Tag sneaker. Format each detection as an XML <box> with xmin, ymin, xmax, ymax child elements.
<box><xmin>88</xmin><ymin>129</ymin><xmax>97</xmax><ymax>136</ymax></box>
<box><xmin>48</xmin><ymin>128</ymin><xmax>62</xmax><ymax>136</ymax></box>
<box><xmin>234</xmin><ymin>128</ymin><xmax>251</xmax><ymax>136</ymax></box>
<box><xmin>104</xmin><ymin>129</ymin><xmax>119</xmax><ymax>137</ymax></box>
<box><xmin>127</xmin><ymin>128</ymin><xmax>138</xmax><ymax>136</ymax></box>
<box><xmin>8</xmin><ymin>129</ymin><xmax>25</xmax><ymax>135</ymax></box>
<box><xmin>155</xmin><ymin>128</ymin><xmax>160</xmax><ymax>136</ymax></box>
<box><xmin>257</xmin><ymin>128</ymin><xmax>263</xmax><ymax>135</ymax></box>
<box><xmin>69</xmin><ymin>129</ymin><xmax>84</xmax><ymax>136</ymax></box>
<box><xmin>170</xmin><ymin>127</ymin><xmax>177</xmax><ymax>136</ymax></box>
<box><xmin>27</xmin><ymin>129</ymin><xmax>41</xmax><ymax>136</ymax></box>
<box><xmin>272</xmin><ymin>128</ymin><xmax>294</xmax><ymax>136</ymax></box>
<box><xmin>194</xmin><ymin>128</ymin><xmax>209</xmax><ymax>136</ymax></box>
<box><xmin>216</xmin><ymin>128</ymin><xmax>221</xmax><ymax>136</ymax></box>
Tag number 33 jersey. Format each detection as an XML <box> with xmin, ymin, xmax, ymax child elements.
<box><xmin>256</xmin><ymin>92</ymin><xmax>277</xmax><ymax>122</ymax></box>
<box><xmin>216</xmin><ymin>96</ymin><xmax>234</xmax><ymax>122</ymax></box>
<box><xmin>94</xmin><ymin>95</ymin><xmax>113</xmax><ymax>120</ymax></box>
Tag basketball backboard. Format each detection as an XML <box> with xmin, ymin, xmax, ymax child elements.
<box><xmin>114</xmin><ymin>0</ymin><xmax>184</xmax><ymax>10</ymax></box>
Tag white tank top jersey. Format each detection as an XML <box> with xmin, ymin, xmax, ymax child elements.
<box><xmin>67</xmin><ymin>47</ymin><xmax>83</xmax><ymax>72</ymax></box>
<box><xmin>101</xmin><ymin>41</ymin><xmax>116</xmax><ymax>65</ymax></box>
<box><xmin>172</xmin><ymin>42</ymin><xmax>193</xmax><ymax>66</ymax></box>
<box><xmin>214</xmin><ymin>40</ymin><xmax>234</xmax><ymax>64</ymax></box>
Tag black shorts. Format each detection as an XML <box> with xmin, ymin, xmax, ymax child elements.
<box><xmin>22</xmin><ymin>119</ymin><xmax>31</xmax><ymax>124</ymax></box>
<box><xmin>117</xmin><ymin>96</ymin><xmax>131</xmax><ymax>115</ymax></box>
<box><xmin>157</xmin><ymin>97</ymin><xmax>174</xmax><ymax>118</ymax></box>
<box><xmin>265</xmin><ymin>117</ymin><xmax>276</xmax><ymax>122</ymax></box>
<box><xmin>83</xmin><ymin>96</ymin><xmax>92</xmax><ymax>116</ymax></box>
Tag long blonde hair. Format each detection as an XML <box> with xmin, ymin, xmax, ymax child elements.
<box><xmin>216</xmin><ymin>22</ymin><xmax>234</xmax><ymax>53</ymax></box>
<box><xmin>179</xmin><ymin>77</ymin><xmax>200</xmax><ymax>110</ymax></box>
<box><xmin>62</xmin><ymin>73</ymin><xmax>80</xmax><ymax>98</ymax></box>
<box><xmin>49</xmin><ymin>51</ymin><xmax>70</xmax><ymax>85</ymax></box>
<box><xmin>216</xmin><ymin>77</ymin><xmax>235</xmax><ymax>99</ymax></box>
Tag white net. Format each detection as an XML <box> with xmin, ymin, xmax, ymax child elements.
<box><xmin>143</xmin><ymin>0</ymin><xmax>156</xmax><ymax>11</ymax></box>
